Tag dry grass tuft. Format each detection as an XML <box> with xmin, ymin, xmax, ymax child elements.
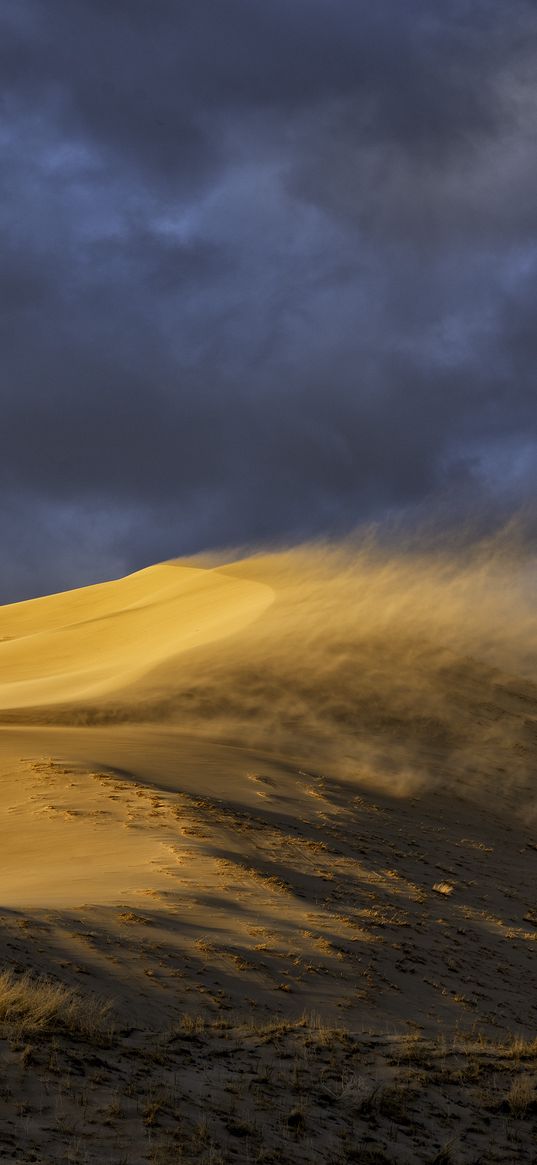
<box><xmin>432</xmin><ymin>882</ymin><xmax>454</xmax><ymax>896</ymax></box>
<box><xmin>504</xmin><ymin>1075</ymin><xmax>537</xmax><ymax>1116</ymax></box>
<box><xmin>0</xmin><ymin>968</ymin><xmax>113</xmax><ymax>1041</ymax></box>
<box><xmin>504</xmin><ymin>1034</ymin><xmax>537</xmax><ymax>1060</ymax></box>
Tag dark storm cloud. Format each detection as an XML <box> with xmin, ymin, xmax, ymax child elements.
<box><xmin>1</xmin><ymin>0</ymin><xmax>537</xmax><ymax>599</ymax></box>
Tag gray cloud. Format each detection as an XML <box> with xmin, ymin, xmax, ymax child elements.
<box><xmin>1</xmin><ymin>0</ymin><xmax>536</xmax><ymax>599</ymax></box>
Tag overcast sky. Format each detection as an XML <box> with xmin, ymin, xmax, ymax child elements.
<box><xmin>1</xmin><ymin>0</ymin><xmax>537</xmax><ymax>600</ymax></box>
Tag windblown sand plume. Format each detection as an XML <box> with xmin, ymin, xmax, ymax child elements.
<box><xmin>2</xmin><ymin>538</ymin><xmax>537</xmax><ymax>797</ymax></box>
<box><xmin>1</xmin><ymin>539</ymin><xmax>537</xmax><ymax>1162</ymax></box>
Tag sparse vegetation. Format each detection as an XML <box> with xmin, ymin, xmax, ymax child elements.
<box><xmin>0</xmin><ymin>1002</ymin><xmax>535</xmax><ymax>1162</ymax></box>
<box><xmin>0</xmin><ymin>968</ymin><xmax>113</xmax><ymax>1041</ymax></box>
<box><xmin>504</xmin><ymin>1074</ymin><xmax>537</xmax><ymax>1116</ymax></box>
<box><xmin>432</xmin><ymin>881</ymin><xmax>454</xmax><ymax>896</ymax></box>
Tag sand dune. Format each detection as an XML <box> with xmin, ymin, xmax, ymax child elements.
<box><xmin>1</xmin><ymin>544</ymin><xmax>537</xmax><ymax>1161</ymax></box>
<box><xmin>0</xmin><ymin>560</ymin><xmax>273</xmax><ymax>709</ymax></box>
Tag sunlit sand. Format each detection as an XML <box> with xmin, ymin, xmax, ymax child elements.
<box><xmin>1</xmin><ymin>543</ymin><xmax>537</xmax><ymax>1161</ymax></box>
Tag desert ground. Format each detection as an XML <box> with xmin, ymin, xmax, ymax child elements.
<box><xmin>1</xmin><ymin>543</ymin><xmax>537</xmax><ymax>1163</ymax></box>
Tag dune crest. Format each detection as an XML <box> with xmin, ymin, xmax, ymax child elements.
<box><xmin>0</xmin><ymin>560</ymin><xmax>274</xmax><ymax>711</ymax></box>
<box><xmin>1</xmin><ymin>542</ymin><xmax>537</xmax><ymax>802</ymax></box>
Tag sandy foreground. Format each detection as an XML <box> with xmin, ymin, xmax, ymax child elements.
<box><xmin>0</xmin><ymin>547</ymin><xmax>537</xmax><ymax>1163</ymax></box>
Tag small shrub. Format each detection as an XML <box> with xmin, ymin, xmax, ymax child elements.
<box><xmin>505</xmin><ymin>1075</ymin><xmax>537</xmax><ymax>1117</ymax></box>
<box><xmin>0</xmin><ymin>969</ymin><xmax>112</xmax><ymax>1041</ymax></box>
<box><xmin>432</xmin><ymin>882</ymin><xmax>454</xmax><ymax>896</ymax></box>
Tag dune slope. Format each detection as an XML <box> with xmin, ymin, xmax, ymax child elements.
<box><xmin>0</xmin><ymin>560</ymin><xmax>273</xmax><ymax>710</ymax></box>
<box><xmin>2</xmin><ymin>545</ymin><xmax>537</xmax><ymax>1160</ymax></box>
<box><xmin>0</xmin><ymin>544</ymin><xmax>536</xmax><ymax>1036</ymax></box>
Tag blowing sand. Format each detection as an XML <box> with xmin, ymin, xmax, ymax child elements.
<box><xmin>1</xmin><ymin>544</ymin><xmax>537</xmax><ymax>1162</ymax></box>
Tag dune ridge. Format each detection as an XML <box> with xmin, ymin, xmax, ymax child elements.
<box><xmin>2</xmin><ymin>541</ymin><xmax>536</xmax><ymax>807</ymax></box>
<box><xmin>0</xmin><ymin>560</ymin><xmax>274</xmax><ymax>710</ymax></box>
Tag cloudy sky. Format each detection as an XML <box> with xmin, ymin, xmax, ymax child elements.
<box><xmin>1</xmin><ymin>0</ymin><xmax>537</xmax><ymax>600</ymax></box>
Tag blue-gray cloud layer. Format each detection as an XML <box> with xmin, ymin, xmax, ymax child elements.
<box><xmin>1</xmin><ymin>0</ymin><xmax>537</xmax><ymax>598</ymax></box>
